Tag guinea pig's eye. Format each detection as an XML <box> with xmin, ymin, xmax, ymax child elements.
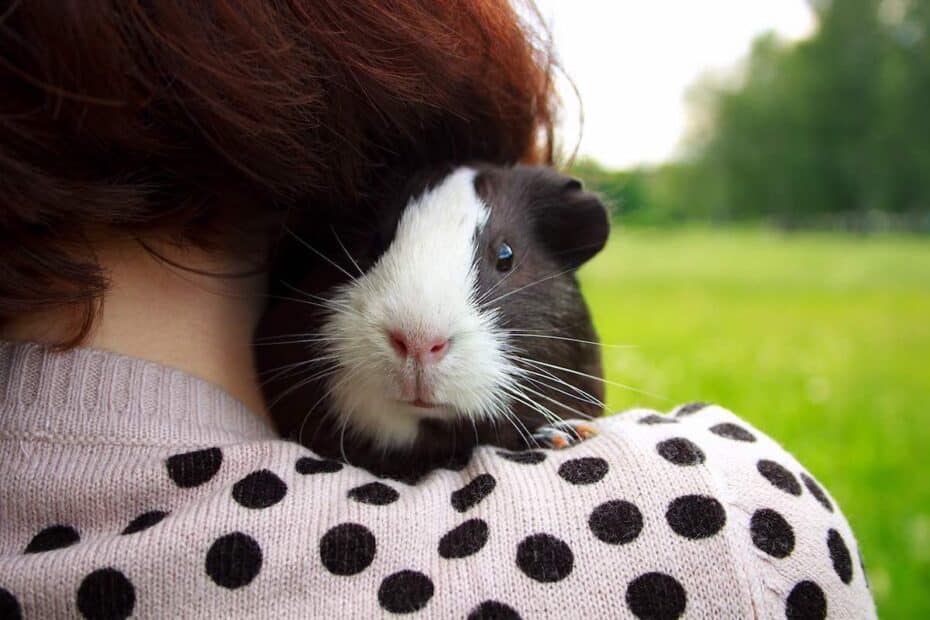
<box><xmin>496</xmin><ymin>242</ymin><xmax>513</xmax><ymax>272</ymax></box>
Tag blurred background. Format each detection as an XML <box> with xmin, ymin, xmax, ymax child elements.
<box><xmin>535</xmin><ymin>0</ymin><xmax>930</xmax><ymax>616</ymax></box>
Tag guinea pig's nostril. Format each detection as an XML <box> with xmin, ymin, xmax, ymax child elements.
<box><xmin>389</xmin><ymin>331</ymin><xmax>409</xmax><ymax>357</ymax></box>
<box><xmin>389</xmin><ymin>331</ymin><xmax>450</xmax><ymax>363</ymax></box>
<box><xmin>428</xmin><ymin>339</ymin><xmax>450</xmax><ymax>360</ymax></box>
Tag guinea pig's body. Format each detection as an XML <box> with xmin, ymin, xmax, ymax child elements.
<box><xmin>257</xmin><ymin>164</ymin><xmax>609</xmax><ymax>481</ymax></box>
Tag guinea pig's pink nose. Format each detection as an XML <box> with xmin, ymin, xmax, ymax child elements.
<box><xmin>389</xmin><ymin>331</ymin><xmax>450</xmax><ymax>364</ymax></box>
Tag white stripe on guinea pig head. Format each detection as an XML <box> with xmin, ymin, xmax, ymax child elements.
<box><xmin>321</xmin><ymin>167</ymin><xmax>516</xmax><ymax>449</ymax></box>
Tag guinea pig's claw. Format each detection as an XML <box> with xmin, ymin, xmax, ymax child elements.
<box><xmin>533</xmin><ymin>419</ymin><xmax>599</xmax><ymax>449</ymax></box>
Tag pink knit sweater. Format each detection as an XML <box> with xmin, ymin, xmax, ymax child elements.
<box><xmin>0</xmin><ymin>342</ymin><xmax>875</xmax><ymax>619</ymax></box>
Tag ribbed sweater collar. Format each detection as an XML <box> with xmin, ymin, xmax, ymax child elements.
<box><xmin>0</xmin><ymin>341</ymin><xmax>276</xmax><ymax>446</ymax></box>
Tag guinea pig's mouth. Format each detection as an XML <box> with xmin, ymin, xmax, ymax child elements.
<box><xmin>397</xmin><ymin>397</ymin><xmax>452</xmax><ymax>417</ymax></box>
<box><xmin>396</xmin><ymin>398</ymin><xmax>449</xmax><ymax>412</ymax></box>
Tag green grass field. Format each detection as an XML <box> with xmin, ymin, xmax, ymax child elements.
<box><xmin>580</xmin><ymin>229</ymin><xmax>930</xmax><ymax>618</ymax></box>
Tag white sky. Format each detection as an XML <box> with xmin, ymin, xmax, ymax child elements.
<box><xmin>534</xmin><ymin>1</ymin><xmax>816</xmax><ymax>169</ymax></box>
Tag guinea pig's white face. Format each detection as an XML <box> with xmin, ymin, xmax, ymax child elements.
<box><xmin>320</xmin><ymin>168</ymin><xmax>518</xmax><ymax>448</ymax></box>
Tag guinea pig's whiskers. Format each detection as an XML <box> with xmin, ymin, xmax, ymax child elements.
<box><xmin>330</xmin><ymin>225</ymin><xmax>364</xmax><ymax>278</ymax></box>
<box><xmin>499</xmin><ymin>341</ymin><xmax>603</xmax><ymax>433</ymax></box>
<box><xmin>265</xmin><ymin>349</ymin><xmax>344</xmax><ymax>399</ymax></box>
<box><xmin>267</xmin><ymin>291</ymin><xmax>350</xmax><ymax>316</ymax></box>
<box><xmin>306</xmin><ymin>400</ymin><xmax>346</xmax><ymax>456</ymax></box>
<box><xmin>257</xmin><ymin>357</ymin><xmax>334</xmax><ymax>389</ymax></box>
<box><xmin>516</xmin><ymin>381</ymin><xmax>596</xmax><ymax>422</ymax></box>
<box><xmin>475</xmin><ymin>257</ymin><xmax>524</xmax><ymax>305</ymax></box>
<box><xmin>279</xmin><ymin>282</ymin><xmax>344</xmax><ymax>305</ymax></box>
<box><xmin>267</xmin><ymin>364</ymin><xmax>340</xmax><ymax>408</ymax></box>
<box><xmin>498</xmin><ymin>402</ymin><xmax>541</xmax><ymax>448</ymax></box>
<box><xmin>507</xmin><ymin>391</ymin><xmax>560</xmax><ymax>428</ymax></box>
<box><xmin>261</xmin><ymin>361</ymin><xmax>340</xmax><ymax>391</ymax></box>
<box><xmin>502</xmin><ymin>330</ymin><xmax>639</xmax><ymax>350</ymax></box>
<box><xmin>534</xmin><ymin>372</ymin><xmax>604</xmax><ymax>410</ymax></box>
<box><xmin>278</xmin><ymin>283</ymin><xmax>359</xmax><ymax>316</ymax></box>
<box><xmin>284</xmin><ymin>224</ymin><xmax>358</xmax><ymax>283</ymax></box>
<box><xmin>480</xmin><ymin>267</ymin><xmax>574</xmax><ymax>309</ymax></box>
<box><xmin>296</xmin><ymin>363</ymin><xmax>362</xmax><ymax>450</ymax></box>
<box><xmin>469</xmin><ymin>416</ymin><xmax>481</xmax><ymax>446</ymax></box>
<box><xmin>338</xmin><ymin>415</ymin><xmax>351</xmax><ymax>467</ymax></box>
<box><xmin>256</xmin><ymin>350</ymin><xmax>339</xmax><ymax>374</ymax></box>
<box><xmin>484</xmin><ymin>373</ymin><xmax>540</xmax><ymax>448</ymax></box>
<box><xmin>254</xmin><ymin>336</ymin><xmax>350</xmax><ymax>347</ymax></box>
<box><xmin>257</xmin><ymin>357</ymin><xmax>320</xmax><ymax>381</ymax></box>
<box><xmin>512</xmin><ymin>355</ymin><xmax>671</xmax><ymax>403</ymax></box>
<box><xmin>519</xmin><ymin>368</ymin><xmax>605</xmax><ymax>409</ymax></box>
<box><xmin>502</xmin><ymin>370</ymin><xmax>560</xmax><ymax>422</ymax></box>
<box><xmin>500</xmin><ymin>385</ymin><xmax>563</xmax><ymax>443</ymax></box>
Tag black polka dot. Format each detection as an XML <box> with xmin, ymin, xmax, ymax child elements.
<box><xmin>24</xmin><ymin>524</ymin><xmax>80</xmax><ymax>553</ymax></box>
<box><xmin>231</xmin><ymin>470</ymin><xmax>287</xmax><ymax>509</ymax></box>
<box><xmin>319</xmin><ymin>523</ymin><xmax>376</xmax><ymax>576</ymax></box>
<box><xmin>348</xmin><ymin>482</ymin><xmax>399</xmax><ymax>506</ymax></box>
<box><xmin>438</xmin><ymin>518</ymin><xmax>489</xmax><ymax>559</ymax></box>
<box><xmin>656</xmin><ymin>438</ymin><xmax>705</xmax><ymax>466</ymax></box>
<box><xmin>750</xmin><ymin>509</ymin><xmax>795</xmax><ymax>558</ymax></box>
<box><xmin>709</xmin><ymin>422</ymin><xmax>756</xmax><ymax>442</ymax></box>
<box><xmin>827</xmin><ymin>529</ymin><xmax>853</xmax><ymax>584</ymax></box>
<box><xmin>467</xmin><ymin>600</ymin><xmax>522</xmax><ymax>620</ymax></box>
<box><xmin>757</xmin><ymin>460</ymin><xmax>802</xmax><ymax>496</ymax></box>
<box><xmin>625</xmin><ymin>572</ymin><xmax>687</xmax><ymax>620</ymax></box>
<box><xmin>76</xmin><ymin>568</ymin><xmax>135</xmax><ymax>620</ymax></box>
<box><xmin>801</xmin><ymin>473</ymin><xmax>833</xmax><ymax>512</ymax></box>
<box><xmin>0</xmin><ymin>587</ymin><xmax>21</xmax><ymax>620</ymax></box>
<box><xmin>496</xmin><ymin>450</ymin><xmax>546</xmax><ymax>464</ymax></box>
<box><xmin>165</xmin><ymin>447</ymin><xmax>222</xmax><ymax>488</ymax></box>
<box><xmin>675</xmin><ymin>401</ymin><xmax>708</xmax><ymax>416</ymax></box>
<box><xmin>589</xmin><ymin>500</ymin><xmax>643</xmax><ymax>545</ymax></box>
<box><xmin>378</xmin><ymin>570</ymin><xmax>434</xmax><ymax>614</ymax></box>
<box><xmin>785</xmin><ymin>581</ymin><xmax>827</xmax><ymax>620</ymax></box>
<box><xmin>666</xmin><ymin>495</ymin><xmax>726</xmax><ymax>539</ymax></box>
<box><xmin>515</xmin><ymin>534</ymin><xmax>573</xmax><ymax>583</ymax></box>
<box><xmin>451</xmin><ymin>474</ymin><xmax>496</xmax><ymax>513</ymax></box>
<box><xmin>121</xmin><ymin>511</ymin><xmax>168</xmax><ymax>535</ymax></box>
<box><xmin>205</xmin><ymin>532</ymin><xmax>262</xmax><ymax>589</ymax></box>
<box><xmin>639</xmin><ymin>414</ymin><xmax>678</xmax><ymax>425</ymax></box>
<box><xmin>295</xmin><ymin>457</ymin><xmax>343</xmax><ymax>475</ymax></box>
<box><xmin>558</xmin><ymin>457</ymin><xmax>609</xmax><ymax>484</ymax></box>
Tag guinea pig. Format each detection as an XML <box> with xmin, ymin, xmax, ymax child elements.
<box><xmin>256</xmin><ymin>164</ymin><xmax>610</xmax><ymax>481</ymax></box>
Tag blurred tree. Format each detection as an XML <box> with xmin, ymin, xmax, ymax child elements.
<box><xmin>574</xmin><ymin>0</ymin><xmax>930</xmax><ymax>230</ymax></box>
<box><xmin>874</xmin><ymin>0</ymin><xmax>930</xmax><ymax>220</ymax></box>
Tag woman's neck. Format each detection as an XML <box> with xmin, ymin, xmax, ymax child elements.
<box><xmin>1</xmin><ymin>236</ymin><xmax>270</xmax><ymax>421</ymax></box>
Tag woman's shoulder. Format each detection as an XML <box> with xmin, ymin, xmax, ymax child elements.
<box><xmin>587</xmin><ymin>404</ymin><xmax>876</xmax><ymax>618</ymax></box>
<box><xmin>154</xmin><ymin>404</ymin><xmax>877</xmax><ymax>617</ymax></box>
<box><xmin>0</xmin><ymin>402</ymin><xmax>876</xmax><ymax>618</ymax></box>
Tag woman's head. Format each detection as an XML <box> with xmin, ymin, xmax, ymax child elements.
<box><xmin>0</xmin><ymin>0</ymin><xmax>557</xmax><ymax>343</ymax></box>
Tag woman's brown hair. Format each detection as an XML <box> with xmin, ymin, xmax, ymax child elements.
<box><xmin>0</xmin><ymin>0</ymin><xmax>557</xmax><ymax>343</ymax></box>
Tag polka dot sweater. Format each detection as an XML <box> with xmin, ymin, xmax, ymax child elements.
<box><xmin>0</xmin><ymin>343</ymin><xmax>875</xmax><ymax>619</ymax></box>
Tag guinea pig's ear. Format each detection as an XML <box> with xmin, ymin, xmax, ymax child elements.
<box><xmin>524</xmin><ymin>168</ymin><xmax>610</xmax><ymax>269</ymax></box>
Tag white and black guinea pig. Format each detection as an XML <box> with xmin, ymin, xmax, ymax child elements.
<box><xmin>256</xmin><ymin>164</ymin><xmax>610</xmax><ymax>481</ymax></box>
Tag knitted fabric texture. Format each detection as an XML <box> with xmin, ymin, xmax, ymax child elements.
<box><xmin>0</xmin><ymin>342</ymin><xmax>876</xmax><ymax>619</ymax></box>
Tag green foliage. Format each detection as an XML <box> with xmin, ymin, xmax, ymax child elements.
<box><xmin>574</xmin><ymin>1</ymin><xmax>930</xmax><ymax>229</ymax></box>
<box><xmin>581</xmin><ymin>228</ymin><xmax>930</xmax><ymax>617</ymax></box>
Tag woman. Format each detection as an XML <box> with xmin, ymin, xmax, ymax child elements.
<box><xmin>0</xmin><ymin>1</ymin><xmax>874</xmax><ymax>618</ymax></box>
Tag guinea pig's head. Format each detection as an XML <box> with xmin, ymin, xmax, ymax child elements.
<box><xmin>319</xmin><ymin>164</ymin><xmax>610</xmax><ymax>450</ymax></box>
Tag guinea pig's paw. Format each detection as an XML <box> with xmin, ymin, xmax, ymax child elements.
<box><xmin>532</xmin><ymin>419</ymin><xmax>599</xmax><ymax>449</ymax></box>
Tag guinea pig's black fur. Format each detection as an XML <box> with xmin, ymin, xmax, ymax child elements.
<box><xmin>256</xmin><ymin>164</ymin><xmax>609</xmax><ymax>482</ymax></box>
